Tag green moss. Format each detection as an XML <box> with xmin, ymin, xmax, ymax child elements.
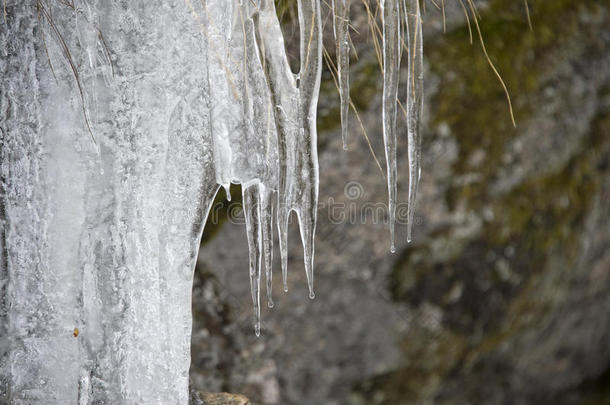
<box><xmin>428</xmin><ymin>0</ymin><xmax>601</xmax><ymax>209</ymax></box>
<box><xmin>355</xmin><ymin>331</ymin><xmax>468</xmax><ymax>405</ymax></box>
<box><xmin>359</xmin><ymin>1</ymin><xmax>608</xmax><ymax>400</ymax></box>
<box><xmin>388</xmin><ymin>0</ymin><xmax>605</xmax><ymax>326</ymax></box>
<box><xmin>391</xmin><ymin>107</ymin><xmax>603</xmax><ymax>329</ymax></box>
<box><xmin>365</xmin><ymin>109</ymin><xmax>606</xmax><ymax>404</ymax></box>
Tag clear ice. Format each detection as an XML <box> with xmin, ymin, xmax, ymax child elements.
<box><xmin>381</xmin><ymin>0</ymin><xmax>401</xmax><ymax>253</ymax></box>
<box><xmin>1</xmin><ymin>0</ymin><xmax>422</xmax><ymax>403</ymax></box>
<box><xmin>405</xmin><ymin>0</ymin><xmax>424</xmax><ymax>243</ymax></box>
<box><xmin>332</xmin><ymin>0</ymin><xmax>351</xmax><ymax>150</ymax></box>
<box><xmin>381</xmin><ymin>0</ymin><xmax>424</xmax><ymax>251</ymax></box>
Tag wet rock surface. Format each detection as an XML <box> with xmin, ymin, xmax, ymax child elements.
<box><xmin>190</xmin><ymin>2</ymin><xmax>610</xmax><ymax>404</ymax></box>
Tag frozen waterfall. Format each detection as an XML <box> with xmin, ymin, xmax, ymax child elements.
<box><xmin>0</xmin><ymin>0</ymin><xmax>423</xmax><ymax>403</ymax></box>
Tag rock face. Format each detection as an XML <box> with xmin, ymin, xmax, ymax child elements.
<box><xmin>191</xmin><ymin>1</ymin><xmax>610</xmax><ymax>405</ymax></box>
<box><xmin>191</xmin><ymin>391</ymin><xmax>250</xmax><ymax>405</ymax></box>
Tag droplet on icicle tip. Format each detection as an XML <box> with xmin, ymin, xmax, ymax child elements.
<box><xmin>223</xmin><ymin>184</ymin><xmax>231</xmax><ymax>201</ymax></box>
<box><xmin>309</xmin><ymin>290</ymin><xmax>315</xmax><ymax>300</ymax></box>
<box><xmin>283</xmin><ymin>283</ymin><xmax>288</xmax><ymax>293</ymax></box>
<box><xmin>267</xmin><ymin>298</ymin><xmax>274</xmax><ymax>308</ymax></box>
<box><xmin>390</xmin><ymin>244</ymin><xmax>396</xmax><ymax>254</ymax></box>
<box><xmin>254</xmin><ymin>323</ymin><xmax>261</xmax><ymax>337</ymax></box>
<box><xmin>342</xmin><ymin>142</ymin><xmax>348</xmax><ymax>151</ymax></box>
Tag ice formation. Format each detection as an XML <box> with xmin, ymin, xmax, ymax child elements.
<box><xmin>332</xmin><ymin>0</ymin><xmax>351</xmax><ymax>150</ymax></box>
<box><xmin>380</xmin><ymin>0</ymin><xmax>423</xmax><ymax>251</ymax></box>
<box><xmin>405</xmin><ymin>0</ymin><xmax>424</xmax><ymax>244</ymax></box>
<box><xmin>1</xmin><ymin>0</ymin><xmax>423</xmax><ymax>402</ymax></box>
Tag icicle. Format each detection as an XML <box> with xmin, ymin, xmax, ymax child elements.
<box><xmin>259</xmin><ymin>185</ymin><xmax>275</xmax><ymax>308</ymax></box>
<box><xmin>206</xmin><ymin>0</ymin><xmax>235</xmax><ymax>190</ymax></box>
<box><xmin>255</xmin><ymin>0</ymin><xmax>322</xmax><ymax>300</ymax></box>
<box><xmin>223</xmin><ymin>184</ymin><xmax>232</xmax><ymax>201</ymax></box>
<box><xmin>381</xmin><ymin>0</ymin><xmax>401</xmax><ymax>253</ymax></box>
<box><xmin>242</xmin><ymin>0</ymin><xmax>279</xmax><ymax>314</ymax></box>
<box><xmin>254</xmin><ymin>0</ymin><xmax>296</xmax><ymax>295</ymax></box>
<box><xmin>332</xmin><ymin>0</ymin><xmax>351</xmax><ymax>150</ymax></box>
<box><xmin>243</xmin><ymin>183</ymin><xmax>263</xmax><ymax>337</ymax></box>
<box><xmin>405</xmin><ymin>0</ymin><xmax>423</xmax><ymax>243</ymax></box>
<box><xmin>295</xmin><ymin>0</ymin><xmax>322</xmax><ymax>300</ymax></box>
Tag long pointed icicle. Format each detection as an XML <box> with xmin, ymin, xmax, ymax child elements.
<box><xmin>332</xmin><ymin>0</ymin><xmax>351</xmax><ymax>150</ymax></box>
<box><xmin>255</xmin><ymin>0</ymin><xmax>298</xmax><ymax>294</ymax></box>
<box><xmin>243</xmin><ymin>183</ymin><xmax>263</xmax><ymax>337</ymax></box>
<box><xmin>255</xmin><ymin>0</ymin><xmax>322</xmax><ymax>299</ymax></box>
<box><xmin>381</xmin><ymin>0</ymin><xmax>401</xmax><ymax>253</ymax></box>
<box><xmin>405</xmin><ymin>0</ymin><xmax>423</xmax><ymax>243</ymax></box>
<box><xmin>242</xmin><ymin>2</ymin><xmax>278</xmax><ymax>312</ymax></box>
<box><xmin>295</xmin><ymin>0</ymin><xmax>322</xmax><ymax>299</ymax></box>
<box><xmin>260</xmin><ymin>184</ymin><xmax>275</xmax><ymax>308</ymax></box>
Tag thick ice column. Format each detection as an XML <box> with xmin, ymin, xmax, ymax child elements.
<box><xmin>1</xmin><ymin>1</ymin><xmax>217</xmax><ymax>403</ymax></box>
<box><xmin>158</xmin><ymin>91</ymin><xmax>219</xmax><ymax>403</ymax></box>
<box><xmin>0</xmin><ymin>4</ymin><xmax>79</xmax><ymax>403</ymax></box>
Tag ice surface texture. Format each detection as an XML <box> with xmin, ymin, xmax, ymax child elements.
<box><xmin>0</xmin><ymin>0</ymin><xmax>421</xmax><ymax>403</ymax></box>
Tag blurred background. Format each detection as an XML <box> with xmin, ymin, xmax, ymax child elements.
<box><xmin>190</xmin><ymin>1</ymin><xmax>610</xmax><ymax>404</ymax></box>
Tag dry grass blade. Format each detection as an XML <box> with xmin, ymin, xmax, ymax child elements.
<box><xmin>37</xmin><ymin>3</ymin><xmax>58</xmax><ymax>82</ymax></box>
<box><xmin>466</xmin><ymin>0</ymin><xmax>516</xmax><ymax>127</ymax></box>
<box><xmin>98</xmin><ymin>30</ymin><xmax>114</xmax><ymax>78</ymax></box>
<box><xmin>441</xmin><ymin>0</ymin><xmax>446</xmax><ymax>33</ymax></box>
<box><xmin>457</xmin><ymin>0</ymin><xmax>473</xmax><ymax>44</ymax></box>
<box><xmin>361</xmin><ymin>0</ymin><xmax>384</xmax><ymax>71</ymax></box>
<box><xmin>37</xmin><ymin>0</ymin><xmax>97</xmax><ymax>144</ymax></box>
<box><xmin>427</xmin><ymin>0</ymin><xmax>441</xmax><ymax>11</ymax></box>
<box><xmin>302</xmin><ymin>7</ymin><xmax>317</xmax><ymax>75</ymax></box>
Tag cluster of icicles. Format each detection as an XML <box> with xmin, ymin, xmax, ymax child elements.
<box><xmin>202</xmin><ymin>0</ymin><xmax>424</xmax><ymax>336</ymax></box>
<box><xmin>47</xmin><ymin>0</ymin><xmax>423</xmax><ymax>337</ymax></box>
